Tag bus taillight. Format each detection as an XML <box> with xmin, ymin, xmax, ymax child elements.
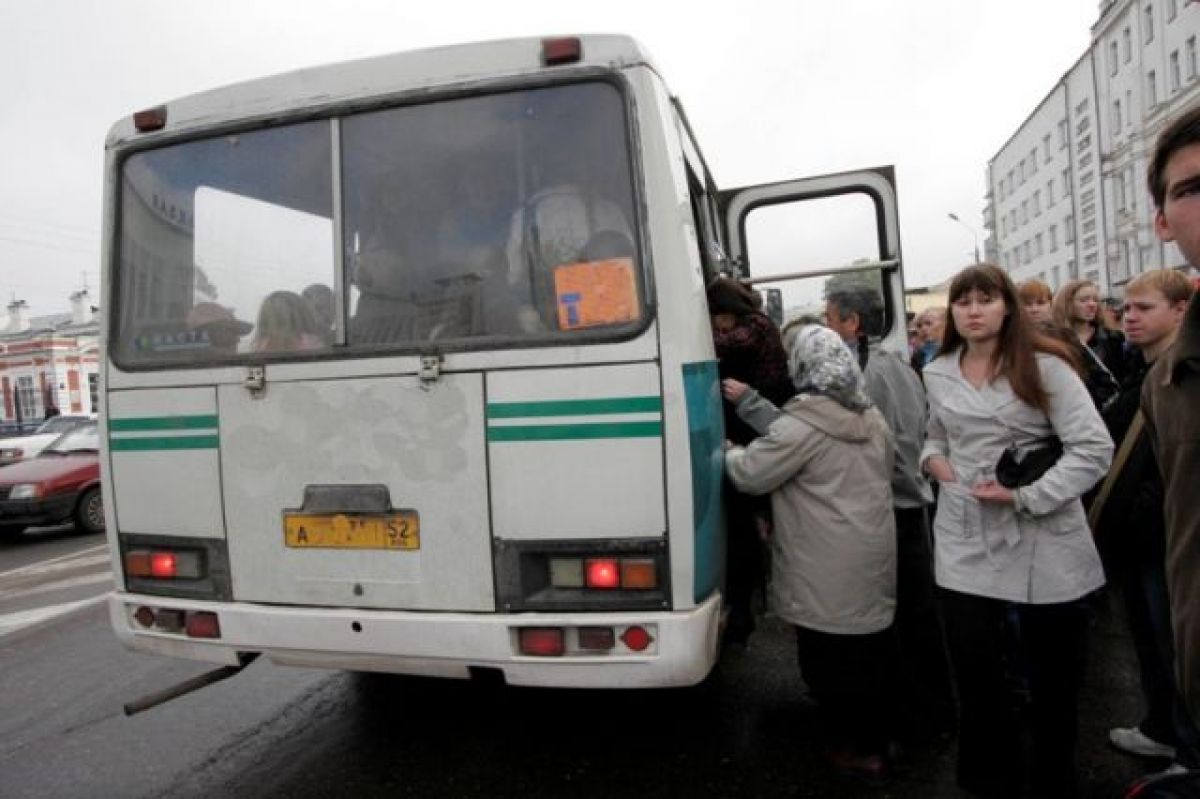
<box><xmin>584</xmin><ymin>558</ymin><xmax>620</xmax><ymax>589</ymax></box>
<box><xmin>518</xmin><ymin>627</ymin><xmax>565</xmax><ymax>657</ymax></box>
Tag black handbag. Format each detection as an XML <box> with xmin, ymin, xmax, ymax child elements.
<box><xmin>995</xmin><ymin>437</ymin><xmax>1064</xmax><ymax>488</ymax></box>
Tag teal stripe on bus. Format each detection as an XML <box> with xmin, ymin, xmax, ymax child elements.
<box><xmin>486</xmin><ymin>397</ymin><xmax>661</xmax><ymax>419</ymax></box>
<box><xmin>109</xmin><ymin>415</ymin><xmax>218</xmax><ymax>432</ymax></box>
<box><xmin>110</xmin><ymin>436</ymin><xmax>220</xmax><ymax>451</ymax></box>
<box><xmin>487</xmin><ymin>421</ymin><xmax>662</xmax><ymax>442</ymax></box>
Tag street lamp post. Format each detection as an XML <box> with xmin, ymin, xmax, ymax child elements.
<box><xmin>947</xmin><ymin>212</ymin><xmax>981</xmax><ymax>263</ymax></box>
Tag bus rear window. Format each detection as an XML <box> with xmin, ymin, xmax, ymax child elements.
<box><xmin>112</xmin><ymin>80</ymin><xmax>644</xmax><ymax>367</ymax></box>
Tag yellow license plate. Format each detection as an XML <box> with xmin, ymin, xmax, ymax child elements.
<box><xmin>283</xmin><ymin>512</ymin><xmax>420</xmax><ymax>550</ymax></box>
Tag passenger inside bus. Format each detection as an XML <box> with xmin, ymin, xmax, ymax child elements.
<box><xmin>186</xmin><ymin>302</ymin><xmax>253</xmax><ymax>355</ymax></box>
<box><xmin>251</xmin><ymin>291</ymin><xmax>326</xmax><ymax>353</ymax></box>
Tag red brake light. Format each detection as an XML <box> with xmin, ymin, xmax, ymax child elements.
<box><xmin>542</xmin><ymin>37</ymin><xmax>582</xmax><ymax>66</ymax></box>
<box><xmin>185</xmin><ymin>611</ymin><xmax>221</xmax><ymax>639</ymax></box>
<box><xmin>585</xmin><ymin>558</ymin><xmax>620</xmax><ymax>589</ymax></box>
<box><xmin>133</xmin><ymin>106</ymin><xmax>167</xmax><ymax>132</ymax></box>
<box><xmin>621</xmin><ymin>626</ymin><xmax>653</xmax><ymax>652</ymax></box>
<box><xmin>150</xmin><ymin>552</ymin><xmax>177</xmax><ymax>579</ymax></box>
<box><xmin>518</xmin><ymin>627</ymin><xmax>565</xmax><ymax>657</ymax></box>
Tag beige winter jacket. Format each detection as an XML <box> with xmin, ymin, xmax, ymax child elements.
<box><xmin>724</xmin><ymin>394</ymin><xmax>897</xmax><ymax>635</ymax></box>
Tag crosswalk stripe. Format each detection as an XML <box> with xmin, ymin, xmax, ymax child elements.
<box><xmin>0</xmin><ymin>544</ymin><xmax>109</xmax><ymax>580</ymax></box>
<box><xmin>0</xmin><ymin>572</ymin><xmax>113</xmax><ymax>601</ymax></box>
<box><xmin>0</xmin><ymin>594</ymin><xmax>107</xmax><ymax>637</ymax></box>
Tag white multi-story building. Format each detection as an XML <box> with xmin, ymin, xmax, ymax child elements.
<box><xmin>985</xmin><ymin>0</ymin><xmax>1200</xmax><ymax>296</ymax></box>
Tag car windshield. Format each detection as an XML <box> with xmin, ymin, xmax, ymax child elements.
<box><xmin>36</xmin><ymin>416</ymin><xmax>86</xmax><ymax>436</ymax></box>
<box><xmin>112</xmin><ymin>80</ymin><xmax>643</xmax><ymax>366</ymax></box>
<box><xmin>43</xmin><ymin>424</ymin><xmax>99</xmax><ymax>454</ymax></box>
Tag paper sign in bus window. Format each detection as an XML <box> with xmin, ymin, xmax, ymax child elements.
<box><xmin>553</xmin><ymin>258</ymin><xmax>639</xmax><ymax>330</ymax></box>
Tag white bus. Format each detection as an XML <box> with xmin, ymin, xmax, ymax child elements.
<box><xmin>101</xmin><ymin>34</ymin><xmax>906</xmax><ymax>689</ymax></box>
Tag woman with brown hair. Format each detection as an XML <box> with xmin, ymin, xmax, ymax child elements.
<box><xmin>1054</xmin><ymin>278</ymin><xmax>1127</xmax><ymax>385</ymax></box>
<box><xmin>921</xmin><ymin>264</ymin><xmax>1113</xmax><ymax>797</ymax></box>
<box><xmin>1020</xmin><ymin>279</ymin><xmax>1116</xmax><ymax>410</ymax></box>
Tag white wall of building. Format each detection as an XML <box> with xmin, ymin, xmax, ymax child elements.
<box><xmin>985</xmin><ymin>0</ymin><xmax>1200</xmax><ymax>298</ymax></box>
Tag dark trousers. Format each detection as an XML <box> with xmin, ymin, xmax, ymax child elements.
<box><xmin>893</xmin><ymin>506</ymin><xmax>956</xmax><ymax>733</ymax></box>
<box><xmin>795</xmin><ymin>625</ymin><xmax>898</xmax><ymax>755</ymax></box>
<box><xmin>940</xmin><ymin>589</ymin><xmax>1091</xmax><ymax>798</ymax></box>
<box><xmin>1123</xmin><ymin>540</ymin><xmax>1200</xmax><ymax>765</ymax></box>
<box><xmin>724</xmin><ymin>482</ymin><xmax>764</xmax><ymax>633</ymax></box>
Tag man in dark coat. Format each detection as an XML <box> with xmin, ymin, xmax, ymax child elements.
<box><xmin>1096</xmin><ymin>269</ymin><xmax>1194</xmax><ymax>765</ymax></box>
<box><xmin>1142</xmin><ymin>102</ymin><xmax>1200</xmax><ymax>734</ymax></box>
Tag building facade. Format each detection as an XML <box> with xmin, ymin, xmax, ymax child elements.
<box><xmin>0</xmin><ymin>290</ymin><xmax>100</xmax><ymax>428</ymax></box>
<box><xmin>985</xmin><ymin>0</ymin><xmax>1200</xmax><ymax>296</ymax></box>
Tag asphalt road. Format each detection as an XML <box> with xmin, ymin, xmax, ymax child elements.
<box><xmin>0</xmin><ymin>532</ymin><xmax>1172</xmax><ymax>798</ymax></box>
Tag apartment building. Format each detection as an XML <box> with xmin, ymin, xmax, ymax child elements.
<box><xmin>985</xmin><ymin>0</ymin><xmax>1200</xmax><ymax>296</ymax></box>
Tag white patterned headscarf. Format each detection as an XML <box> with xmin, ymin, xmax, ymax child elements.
<box><xmin>788</xmin><ymin>325</ymin><xmax>873</xmax><ymax>413</ymax></box>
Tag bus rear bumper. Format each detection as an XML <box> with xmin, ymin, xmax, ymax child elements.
<box><xmin>107</xmin><ymin>592</ymin><xmax>722</xmax><ymax>688</ymax></box>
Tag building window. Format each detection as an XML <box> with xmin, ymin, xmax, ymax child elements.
<box><xmin>1043</xmin><ymin>133</ymin><xmax>1052</xmax><ymax>163</ymax></box>
<box><xmin>1080</xmin><ymin>152</ymin><xmax>1094</xmax><ymax>168</ymax></box>
<box><xmin>1110</xmin><ymin>40</ymin><xmax>1120</xmax><ymax>75</ymax></box>
<box><xmin>1172</xmin><ymin>51</ymin><xmax>1183</xmax><ymax>91</ymax></box>
<box><xmin>1124</xmin><ymin>27</ymin><xmax>1133</xmax><ymax>62</ymax></box>
<box><xmin>1047</xmin><ymin>179</ymin><xmax>1056</xmax><ymax>207</ymax></box>
<box><xmin>1145</xmin><ymin>4</ymin><xmax>1154</xmax><ymax>43</ymax></box>
<box><xmin>1081</xmin><ymin>170</ymin><xmax>1095</xmax><ymax>186</ymax></box>
<box><xmin>1035</xmin><ymin>233</ymin><xmax>1044</xmax><ymax>257</ymax></box>
<box><xmin>1052</xmin><ymin>265</ymin><xmax>1061</xmax><ymax>288</ymax></box>
<box><xmin>1168</xmin><ymin>0</ymin><xmax>1178</xmax><ymax>21</ymax></box>
<box><xmin>87</xmin><ymin>374</ymin><xmax>98</xmax><ymax>412</ymax></box>
<box><xmin>1084</xmin><ymin>234</ymin><xmax>1098</xmax><ymax>250</ymax></box>
<box><xmin>1188</xmin><ymin>37</ymin><xmax>1197</xmax><ymax>80</ymax></box>
<box><xmin>1065</xmin><ymin>215</ymin><xmax>1075</xmax><ymax>244</ymax></box>
<box><xmin>1021</xmin><ymin>200</ymin><xmax>1029</xmax><ymax>224</ymax></box>
<box><xmin>1148</xmin><ymin>70</ymin><xmax>1158</xmax><ymax>106</ymax></box>
<box><xmin>1030</xmin><ymin>148</ymin><xmax>1038</xmax><ymax>173</ymax></box>
<box><xmin>1114</xmin><ymin>99</ymin><xmax>1123</xmax><ymax>132</ymax></box>
<box><xmin>1033</xmin><ymin>190</ymin><xmax>1042</xmax><ymax>216</ymax></box>
<box><xmin>1050</xmin><ymin>225</ymin><xmax>1059</xmax><ymax>252</ymax></box>
<box><xmin>1058</xmin><ymin>119</ymin><xmax>1069</xmax><ymax>148</ymax></box>
<box><xmin>14</xmin><ymin>376</ymin><xmax>39</xmax><ymax>422</ymax></box>
<box><xmin>1069</xmin><ymin>259</ymin><xmax>1078</xmax><ymax>279</ymax></box>
<box><xmin>1116</xmin><ymin>171</ymin><xmax>1127</xmax><ymax>210</ymax></box>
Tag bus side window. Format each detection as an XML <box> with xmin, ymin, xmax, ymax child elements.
<box><xmin>685</xmin><ymin>166</ymin><xmax>721</xmax><ymax>283</ymax></box>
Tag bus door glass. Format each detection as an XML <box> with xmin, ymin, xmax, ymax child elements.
<box><xmin>718</xmin><ymin>168</ymin><xmax>905</xmax><ymax>350</ymax></box>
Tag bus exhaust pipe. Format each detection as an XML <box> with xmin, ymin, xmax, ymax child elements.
<box><xmin>123</xmin><ymin>654</ymin><xmax>259</xmax><ymax>716</ymax></box>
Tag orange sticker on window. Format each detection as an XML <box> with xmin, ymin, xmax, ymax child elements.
<box><xmin>553</xmin><ymin>258</ymin><xmax>639</xmax><ymax>330</ymax></box>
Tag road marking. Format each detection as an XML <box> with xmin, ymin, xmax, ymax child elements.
<box><xmin>0</xmin><ymin>543</ymin><xmax>109</xmax><ymax>580</ymax></box>
<box><xmin>0</xmin><ymin>571</ymin><xmax>113</xmax><ymax>601</ymax></box>
<box><xmin>0</xmin><ymin>594</ymin><xmax>107</xmax><ymax>637</ymax></box>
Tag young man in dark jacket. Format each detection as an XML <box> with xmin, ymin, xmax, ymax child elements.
<box><xmin>1142</xmin><ymin>102</ymin><xmax>1200</xmax><ymax>759</ymax></box>
<box><xmin>1096</xmin><ymin>269</ymin><xmax>1194</xmax><ymax>766</ymax></box>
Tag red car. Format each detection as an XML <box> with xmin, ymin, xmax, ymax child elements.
<box><xmin>0</xmin><ymin>421</ymin><xmax>103</xmax><ymax>537</ymax></box>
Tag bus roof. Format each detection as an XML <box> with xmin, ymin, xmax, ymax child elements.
<box><xmin>106</xmin><ymin>34</ymin><xmax>656</xmax><ymax>147</ymax></box>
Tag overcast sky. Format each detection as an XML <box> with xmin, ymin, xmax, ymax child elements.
<box><xmin>0</xmin><ymin>0</ymin><xmax>1099</xmax><ymax>316</ymax></box>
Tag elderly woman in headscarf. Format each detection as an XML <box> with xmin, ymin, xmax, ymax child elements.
<box><xmin>724</xmin><ymin>324</ymin><xmax>899</xmax><ymax>784</ymax></box>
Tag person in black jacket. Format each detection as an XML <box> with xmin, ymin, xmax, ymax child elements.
<box><xmin>1093</xmin><ymin>269</ymin><xmax>1198</xmax><ymax>769</ymax></box>
<box><xmin>1054</xmin><ymin>278</ymin><xmax>1127</xmax><ymax>387</ymax></box>
<box><xmin>707</xmin><ymin>277</ymin><xmax>794</xmax><ymax>644</ymax></box>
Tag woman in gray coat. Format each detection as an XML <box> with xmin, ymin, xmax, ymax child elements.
<box><xmin>725</xmin><ymin>325</ymin><xmax>898</xmax><ymax>785</ymax></box>
<box><xmin>921</xmin><ymin>264</ymin><xmax>1113</xmax><ymax>798</ymax></box>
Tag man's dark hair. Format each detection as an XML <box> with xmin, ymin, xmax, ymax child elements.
<box><xmin>827</xmin><ymin>287</ymin><xmax>885</xmax><ymax>337</ymax></box>
<box><xmin>1148</xmin><ymin>102</ymin><xmax>1200</xmax><ymax>209</ymax></box>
